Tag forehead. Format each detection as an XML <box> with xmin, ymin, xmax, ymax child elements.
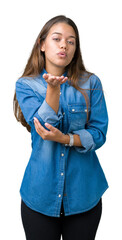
<box><xmin>48</xmin><ymin>22</ymin><xmax>76</xmax><ymax>37</ymax></box>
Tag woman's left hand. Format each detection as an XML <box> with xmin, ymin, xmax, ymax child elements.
<box><xmin>34</xmin><ymin>117</ymin><xmax>65</xmax><ymax>143</ymax></box>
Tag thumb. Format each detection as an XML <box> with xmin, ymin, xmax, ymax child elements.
<box><xmin>43</xmin><ymin>74</ymin><xmax>48</xmax><ymax>80</ymax></box>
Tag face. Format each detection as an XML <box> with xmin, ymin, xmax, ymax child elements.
<box><xmin>41</xmin><ymin>22</ymin><xmax>76</xmax><ymax>75</ymax></box>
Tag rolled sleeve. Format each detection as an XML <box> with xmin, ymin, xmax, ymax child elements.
<box><xmin>72</xmin><ymin>74</ymin><xmax>108</xmax><ymax>154</ymax></box>
<box><xmin>38</xmin><ymin>99</ymin><xmax>63</xmax><ymax>125</ymax></box>
<box><xmin>15</xmin><ymin>79</ymin><xmax>63</xmax><ymax>130</ymax></box>
<box><xmin>73</xmin><ymin>129</ymin><xmax>96</xmax><ymax>153</ymax></box>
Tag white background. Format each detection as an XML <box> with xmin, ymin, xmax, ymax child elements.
<box><xmin>0</xmin><ymin>0</ymin><xmax>122</xmax><ymax>239</ymax></box>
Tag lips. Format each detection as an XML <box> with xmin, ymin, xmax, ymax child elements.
<box><xmin>57</xmin><ymin>52</ymin><xmax>67</xmax><ymax>57</ymax></box>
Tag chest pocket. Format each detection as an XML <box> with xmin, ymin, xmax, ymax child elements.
<box><xmin>68</xmin><ymin>104</ymin><xmax>89</xmax><ymax>132</ymax></box>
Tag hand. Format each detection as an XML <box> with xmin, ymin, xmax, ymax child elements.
<box><xmin>34</xmin><ymin>117</ymin><xmax>65</xmax><ymax>143</ymax></box>
<box><xmin>43</xmin><ymin>73</ymin><xmax>68</xmax><ymax>87</ymax></box>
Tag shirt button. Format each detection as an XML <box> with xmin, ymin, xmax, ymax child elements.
<box><xmin>61</xmin><ymin>153</ymin><xmax>64</xmax><ymax>157</ymax></box>
<box><xmin>59</xmin><ymin>194</ymin><xmax>61</xmax><ymax>197</ymax></box>
<box><xmin>61</xmin><ymin>173</ymin><xmax>64</xmax><ymax>176</ymax></box>
<box><xmin>63</xmin><ymin>112</ymin><xmax>65</xmax><ymax>115</ymax></box>
<box><xmin>85</xmin><ymin>109</ymin><xmax>87</xmax><ymax>112</ymax></box>
<box><xmin>72</xmin><ymin>109</ymin><xmax>75</xmax><ymax>112</ymax></box>
<box><xmin>60</xmin><ymin>92</ymin><xmax>61</xmax><ymax>95</ymax></box>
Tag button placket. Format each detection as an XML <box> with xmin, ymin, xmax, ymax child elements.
<box><xmin>56</xmin><ymin>147</ymin><xmax>66</xmax><ymax>216</ymax></box>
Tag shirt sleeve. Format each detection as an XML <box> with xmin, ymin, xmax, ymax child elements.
<box><xmin>72</xmin><ymin>75</ymin><xmax>109</xmax><ymax>153</ymax></box>
<box><xmin>15</xmin><ymin>79</ymin><xmax>63</xmax><ymax>129</ymax></box>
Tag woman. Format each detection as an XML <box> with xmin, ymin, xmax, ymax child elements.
<box><xmin>13</xmin><ymin>15</ymin><xmax>109</xmax><ymax>240</ymax></box>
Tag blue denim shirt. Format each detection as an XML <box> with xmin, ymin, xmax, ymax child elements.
<box><xmin>16</xmin><ymin>69</ymin><xmax>109</xmax><ymax>217</ymax></box>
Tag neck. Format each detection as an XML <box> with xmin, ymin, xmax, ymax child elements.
<box><xmin>45</xmin><ymin>65</ymin><xmax>65</xmax><ymax>76</ymax></box>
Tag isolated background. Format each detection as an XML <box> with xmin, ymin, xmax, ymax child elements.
<box><xmin>0</xmin><ymin>0</ymin><xmax>122</xmax><ymax>239</ymax></box>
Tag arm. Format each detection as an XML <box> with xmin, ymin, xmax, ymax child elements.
<box><xmin>33</xmin><ymin>74</ymin><xmax>108</xmax><ymax>151</ymax></box>
<box><xmin>62</xmin><ymin>134</ymin><xmax>83</xmax><ymax>147</ymax></box>
<box><xmin>34</xmin><ymin>117</ymin><xmax>84</xmax><ymax>147</ymax></box>
<box><xmin>44</xmin><ymin>73</ymin><xmax>68</xmax><ymax>114</ymax></box>
<box><xmin>45</xmin><ymin>84</ymin><xmax>60</xmax><ymax>114</ymax></box>
<box><xmin>72</xmin><ymin>75</ymin><xmax>109</xmax><ymax>153</ymax></box>
<box><xmin>15</xmin><ymin>77</ymin><xmax>65</xmax><ymax>130</ymax></box>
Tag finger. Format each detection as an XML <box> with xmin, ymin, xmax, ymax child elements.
<box><xmin>34</xmin><ymin>121</ymin><xmax>41</xmax><ymax>134</ymax></box>
<box><xmin>62</xmin><ymin>77</ymin><xmax>68</xmax><ymax>81</ymax></box>
<box><xmin>55</xmin><ymin>76</ymin><xmax>64</xmax><ymax>81</ymax></box>
<box><xmin>60</xmin><ymin>77</ymin><xmax>68</xmax><ymax>84</ymax></box>
<box><xmin>34</xmin><ymin>118</ymin><xmax>51</xmax><ymax>134</ymax></box>
<box><xmin>46</xmin><ymin>76</ymin><xmax>57</xmax><ymax>85</ymax></box>
<box><xmin>45</xmin><ymin>123</ymin><xmax>56</xmax><ymax>132</ymax></box>
<box><xmin>43</xmin><ymin>73</ymin><xmax>55</xmax><ymax>81</ymax></box>
<box><xmin>34</xmin><ymin>119</ymin><xmax>42</xmax><ymax>133</ymax></box>
<box><xmin>34</xmin><ymin>118</ymin><xmax>45</xmax><ymax>131</ymax></box>
<box><xmin>35</xmin><ymin>127</ymin><xmax>42</xmax><ymax>136</ymax></box>
<box><xmin>43</xmin><ymin>73</ymin><xmax>48</xmax><ymax>80</ymax></box>
<box><xmin>45</xmin><ymin>74</ymin><xmax>64</xmax><ymax>82</ymax></box>
<box><xmin>52</xmin><ymin>76</ymin><xmax>67</xmax><ymax>84</ymax></box>
<box><xmin>34</xmin><ymin>117</ymin><xmax>40</xmax><ymax>124</ymax></box>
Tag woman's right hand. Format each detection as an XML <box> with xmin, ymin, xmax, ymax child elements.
<box><xmin>43</xmin><ymin>73</ymin><xmax>68</xmax><ymax>87</ymax></box>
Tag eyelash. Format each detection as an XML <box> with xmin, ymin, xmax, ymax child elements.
<box><xmin>53</xmin><ymin>38</ymin><xmax>74</xmax><ymax>45</ymax></box>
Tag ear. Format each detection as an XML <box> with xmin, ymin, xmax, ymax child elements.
<box><xmin>40</xmin><ymin>40</ymin><xmax>45</xmax><ymax>52</ymax></box>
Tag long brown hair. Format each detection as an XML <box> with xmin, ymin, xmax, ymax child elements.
<box><xmin>13</xmin><ymin>15</ymin><xmax>93</xmax><ymax>132</ymax></box>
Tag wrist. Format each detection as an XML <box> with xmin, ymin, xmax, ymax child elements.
<box><xmin>65</xmin><ymin>133</ymin><xmax>74</xmax><ymax>147</ymax></box>
<box><xmin>47</xmin><ymin>83</ymin><xmax>60</xmax><ymax>90</ymax></box>
<box><xmin>61</xmin><ymin>134</ymin><xmax>70</xmax><ymax>145</ymax></box>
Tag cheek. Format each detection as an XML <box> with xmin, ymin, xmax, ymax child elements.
<box><xmin>72</xmin><ymin>47</ymin><xmax>76</xmax><ymax>56</ymax></box>
<box><xmin>45</xmin><ymin>42</ymin><xmax>56</xmax><ymax>57</ymax></box>
<box><xmin>68</xmin><ymin>49</ymin><xmax>76</xmax><ymax>61</ymax></box>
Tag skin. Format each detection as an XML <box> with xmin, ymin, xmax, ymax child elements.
<box><xmin>41</xmin><ymin>22</ymin><xmax>76</xmax><ymax>76</ymax></box>
<box><xmin>34</xmin><ymin>118</ymin><xmax>66</xmax><ymax>144</ymax></box>
<box><xmin>34</xmin><ymin>22</ymin><xmax>82</xmax><ymax>147</ymax></box>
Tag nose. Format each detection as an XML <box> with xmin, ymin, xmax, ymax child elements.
<box><xmin>60</xmin><ymin>39</ymin><xmax>67</xmax><ymax>50</ymax></box>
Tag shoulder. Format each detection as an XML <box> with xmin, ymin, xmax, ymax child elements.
<box><xmin>89</xmin><ymin>74</ymin><xmax>102</xmax><ymax>89</ymax></box>
<box><xmin>16</xmin><ymin>74</ymin><xmax>45</xmax><ymax>89</ymax></box>
<box><xmin>78</xmin><ymin>72</ymin><xmax>102</xmax><ymax>90</ymax></box>
<box><xmin>16</xmin><ymin>75</ymin><xmax>47</xmax><ymax>97</ymax></box>
<box><xmin>16</xmin><ymin>77</ymin><xmax>36</xmax><ymax>94</ymax></box>
<box><xmin>16</xmin><ymin>75</ymin><xmax>40</xmax><ymax>85</ymax></box>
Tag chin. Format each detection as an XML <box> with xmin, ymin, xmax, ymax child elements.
<box><xmin>53</xmin><ymin>63</ymin><xmax>67</xmax><ymax>69</ymax></box>
<box><xmin>55</xmin><ymin>60</ymin><xmax>70</xmax><ymax>69</ymax></box>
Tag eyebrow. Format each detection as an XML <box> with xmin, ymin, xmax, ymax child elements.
<box><xmin>52</xmin><ymin>32</ymin><xmax>76</xmax><ymax>39</ymax></box>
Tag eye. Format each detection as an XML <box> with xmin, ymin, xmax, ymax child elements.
<box><xmin>67</xmin><ymin>40</ymin><xmax>75</xmax><ymax>45</ymax></box>
<box><xmin>53</xmin><ymin>38</ymin><xmax>60</xmax><ymax>41</ymax></box>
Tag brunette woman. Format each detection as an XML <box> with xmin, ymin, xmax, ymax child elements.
<box><xmin>14</xmin><ymin>15</ymin><xmax>109</xmax><ymax>240</ymax></box>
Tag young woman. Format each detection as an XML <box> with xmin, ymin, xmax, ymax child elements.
<box><xmin>13</xmin><ymin>15</ymin><xmax>109</xmax><ymax>240</ymax></box>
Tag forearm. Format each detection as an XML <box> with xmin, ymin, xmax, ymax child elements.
<box><xmin>45</xmin><ymin>84</ymin><xmax>60</xmax><ymax>114</ymax></box>
<box><xmin>61</xmin><ymin>134</ymin><xmax>83</xmax><ymax>147</ymax></box>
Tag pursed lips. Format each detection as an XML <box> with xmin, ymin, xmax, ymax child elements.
<box><xmin>57</xmin><ymin>52</ymin><xmax>67</xmax><ymax>57</ymax></box>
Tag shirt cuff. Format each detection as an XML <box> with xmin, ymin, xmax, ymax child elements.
<box><xmin>72</xmin><ymin>129</ymin><xmax>96</xmax><ymax>153</ymax></box>
<box><xmin>38</xmin><ymin>99</ymin><xmax>63</xmax><ymax>125</ymax></box>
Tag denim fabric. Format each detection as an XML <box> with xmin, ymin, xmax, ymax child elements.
<box><xmin>16</xmin><ymin>69</ymin><xmax>109</xmax><ymax>217</ymax></box>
